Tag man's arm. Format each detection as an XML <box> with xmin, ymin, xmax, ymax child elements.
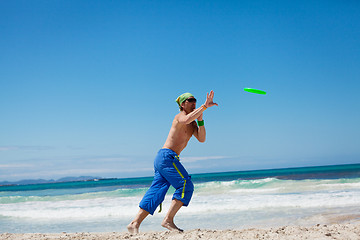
<box><xmin>177</xmin><ymin>90</ymin><xmax>218</xmax><ymax>124</ymax></box>
<box><xmin>193</xmin><ymin>114</ymin><xmax>206</xmax><ymax>142</ymax></box>
<box><xmin>177</xmin><ymin>105</ymin><xmax>206</xmax><ymax>124</ymax></box>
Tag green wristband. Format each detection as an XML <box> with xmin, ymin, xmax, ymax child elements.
<box><xmin>197</xmin><ymin>120</ymin><xmax>204</xmax><ymax>127</ymax></box>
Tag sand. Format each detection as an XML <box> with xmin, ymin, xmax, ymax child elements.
<box><xmin>1</xmin><ymin>222</ymin><xmax>360</xmax><ymax>240</ymax></box>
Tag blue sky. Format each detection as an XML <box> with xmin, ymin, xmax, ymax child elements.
<box><xmin>1</xmin><ymin>0</ymin><xmax>359</xmax><ymax>181</ymax></box>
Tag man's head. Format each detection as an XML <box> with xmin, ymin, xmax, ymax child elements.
<box><xmin>175</xmin><ymin>92</ymin><xmax>197</xmax><ymax>112</ymax></box>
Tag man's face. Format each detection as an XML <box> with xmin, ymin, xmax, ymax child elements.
<box><xmin>182</xmin><ymin>97</ymin><xmax>197</xmax><ymax>113</ymax></box>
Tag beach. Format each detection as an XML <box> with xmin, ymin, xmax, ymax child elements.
<box><xmin>1</xmin><ymin>164</ymin><xmax>360</xmax><ymax>238</ymax></box>
<box><xmin>1</xmin><ymin>222</ymin><xmax>360</xmax><ymax>240</ymax></box>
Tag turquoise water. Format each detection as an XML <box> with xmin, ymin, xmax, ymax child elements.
<box><xmin>1</xmin><ymin>163</ymin><xmax>360</xmax><ymax>233</ymax></box>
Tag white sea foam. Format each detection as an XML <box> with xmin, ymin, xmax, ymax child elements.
<box><xmin>1</xmin><ymin>178</ymin><xmax>359</xmax><ymax>221</ymax></box>
<box><xmin>0</xmin><ymin>196</ymin><xmax>141</xmax><ymax>219</ymax></box>
<box><xmin>1</xmin><ymin>177</ymin><xmax>360</xmax><ymax>233</ymax></box>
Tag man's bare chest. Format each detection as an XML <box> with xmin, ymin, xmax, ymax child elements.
<box><xmin>181</xmin><ymin>123</ymin><xmax>195</xmax><ymax>137</ymax></box>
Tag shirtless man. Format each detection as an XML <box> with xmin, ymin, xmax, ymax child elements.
<box><xmin>127</xmin><ymin>90</ymin><xmax>218</xmax><ymax>233</ymax></box>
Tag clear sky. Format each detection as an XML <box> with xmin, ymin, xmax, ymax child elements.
<box><xmin>1</xmin><ymin>0</ymin><xmax>359</xmax><ymax>181</ymax></box>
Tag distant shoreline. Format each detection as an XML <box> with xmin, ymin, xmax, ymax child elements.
<box><xmin>0</xmin><ymin>176</ymin><xmax>102</xmax><ymax>187</ymax></box>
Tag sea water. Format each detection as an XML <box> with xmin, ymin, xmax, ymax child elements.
<box><xmin>1</xmin><ymin>164</ymin><xmax>360</xmax><ymax>233</ymax></box>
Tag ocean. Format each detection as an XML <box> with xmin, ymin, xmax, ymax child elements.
<box><xmin>1</xmin><ymin>163</ymin><xmax>360</xmax><ymax>233</ymax></box>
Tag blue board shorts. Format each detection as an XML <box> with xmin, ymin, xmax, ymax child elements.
<box><xmin>139</xmin><ymin>148</ymin><xmax>194</xmax><ymax>215</ymax></box>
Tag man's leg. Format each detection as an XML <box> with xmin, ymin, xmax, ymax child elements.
<box><xmin>127</xmin><ymin>208</ymin><xmax>149</xmax><ymax>234</ymax></box>
<box><xmin>161</xmin><ymin>198</ymin><xmax>184</xmax><ymax>232</ymax></box>
<box><xmin>128</xmin><ymin>170</ymin><xmax>170</xmax><ymax>233</ymax></box>
<box><xmin>158</xmin><ymin>155</ymin><xmax>194</xmax><ymax>232</ymax></box>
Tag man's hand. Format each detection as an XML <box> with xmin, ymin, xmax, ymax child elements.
<box><xmin>204</xmin><ymin>90</ymin><xmax>218</xmax><ymax>108</ymax></box>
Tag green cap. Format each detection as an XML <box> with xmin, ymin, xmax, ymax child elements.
<box><xmin>175</xmin><ymin>92</ymin><xmax>194</xmax><ymax>107</ymax></box>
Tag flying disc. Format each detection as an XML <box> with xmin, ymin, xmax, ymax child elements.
<box><xmin>244</xmin><ymin>88</ymin><xmax>267</xmax><ymax>95</ymax></box>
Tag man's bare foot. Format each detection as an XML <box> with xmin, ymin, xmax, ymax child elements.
<box><xmin>127</xmin><ymin>222</ymin><xmax>139</xmax><ymax>234</ymax></box>
<box><xmin>161</xmin><ymin>219</ymin><xmax>183</xmax><ymax>232</ymax></box>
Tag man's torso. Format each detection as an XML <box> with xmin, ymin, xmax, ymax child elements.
<box><xmin>162</xmin><ymin>113</ymin><xmax>197</xmax><ymax>155</ymax></box>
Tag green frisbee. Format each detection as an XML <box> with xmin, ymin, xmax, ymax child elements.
<box><xmin>244</xmin><ymin>88</ymin><xmax>267</xmax><ymax>95</ymax></box>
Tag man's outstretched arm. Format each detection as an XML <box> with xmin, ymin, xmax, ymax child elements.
<box><xmin>177</xmin><ymin>90</ymin><xmax>218</xmax><ymax>125</ymax></box>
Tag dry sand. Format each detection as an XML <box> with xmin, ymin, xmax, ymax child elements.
<box><xmin>1</xmin><ymin>222</ymin><xmax>360</xmax><ymax>240</ymax></box>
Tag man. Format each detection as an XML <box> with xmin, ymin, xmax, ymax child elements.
<box><xmin>127</xmin><ymin>90</ymin><xmax>218</xmax><ymax>233</ymax></box>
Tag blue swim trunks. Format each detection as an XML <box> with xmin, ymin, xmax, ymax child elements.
<box><xmin>139</xmin><ymin>148</ymin><xmax>194</xmax><ymax>215</ymax></box>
